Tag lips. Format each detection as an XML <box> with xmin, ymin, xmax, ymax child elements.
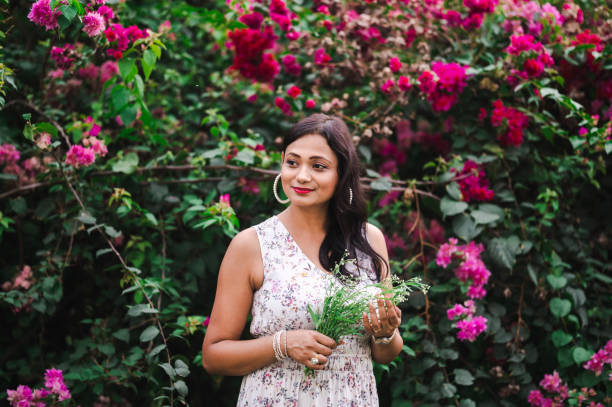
<box><xmin>292</xmin><ymin>187</ymin><xmax>314</xmax><ymax>194</ymax></box>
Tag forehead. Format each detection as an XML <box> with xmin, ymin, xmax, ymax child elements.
<box><xmin>285</xmin><ymin>134</ymin><xmax>337</xmax><ymax>163</ymax></box>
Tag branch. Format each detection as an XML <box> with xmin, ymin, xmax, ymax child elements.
<box><xmin>3</xmin><ymin>99</ymin><xmax>72</xmax><ymax>147</ymax></box>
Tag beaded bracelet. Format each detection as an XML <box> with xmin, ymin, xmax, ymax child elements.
<box><xmin>273</xmin><ymin>330</ymin><xmax>287</xmax><ymax>361</ymax></box>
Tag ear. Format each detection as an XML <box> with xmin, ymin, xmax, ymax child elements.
<box><xmin>281</xmin><ymin>151</ymin><xmax>284</xmax><ymax>163</ymax></box>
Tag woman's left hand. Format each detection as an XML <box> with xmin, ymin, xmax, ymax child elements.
<box><xmin>363</xmin><ymin>297</ymin><xmax>401</xmax><ymax>339</ymax></box>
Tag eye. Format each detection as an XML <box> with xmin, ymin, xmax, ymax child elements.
<box><xmin>313</xmin><ymin>163</ymin><xmax>328</xmax><ymax>170</ymax></box>
<box><xmin>286</xmin><ymin>159</ymin><xmax>298</xmax><ymax>166</ymax></box>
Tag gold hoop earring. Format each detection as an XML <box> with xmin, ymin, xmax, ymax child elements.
<box><xmin>273</xmin><ymin>174</ymin><xmax>290</xmax><ymax>204</ymax></box>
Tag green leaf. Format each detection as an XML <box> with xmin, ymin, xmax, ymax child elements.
<box><xmin>471</xmin><ymin>209</ymin><xmax>500</xmax><ymax>224</ymax></box>
<box><xmin>440</xmin><ymin>383</ymin><xmax>457</xmax><ymax>398</ymax></box>
<box><xmin>113</xmin><ymin>328</ymin><xmax>130</xmax><ymax>343</ymax></box>
<box><xmin>127</xmin><ymin>304</ymin><xmax>158</xmax><ymax>316</ymax></box>
<box><xmin>111</xmin><ymin>85</ymin><xmax>131</xmax><ymax>112</ymax></box>
<box><xmin>139</xmin><ymin>325</ymin><xmax>159</xmax><ymax>342</ymax></box>
<box><xmin>174</xmin><ymin>359</ymin><xmax>190</xmax><ymax>377</ymax></box>
<box><xmin>572</xmin><ymin>347</ymin><xmax>593</xmax><ymax>365</ymax></box>
<box><xmin>174</xmin><ymin>380</ymin><xmax>188</xmax><ymax>397</ymax></box>
<box><xmin>118</xmin><ymin>59</ymin><xmax>138</xmax><ymax>83</ymax></box>
<box><xmin>59</xmin><ymin>5</ymin><xmax>76</xmax><ymax>21</ymax></box>
<box><xmin>159</xmin><ymin>362</ymin><xmax>176</xmax><ymax>380</ymax></box>
<box><xmin>551</xmin><ymin>330</ymin><xmax>572</xmax><ymax>348</ymax></box>
<box><xmin>112</xmin><ymin>152</ymin><xmax>139</xmax><ymax>174</ymax></box>
<box><xmin>10</xmin><ymin>197</ymin><xmax>27</xmax><ymax>215</ymax></box>
<box><xmin>370</xmin><ymin>177</ymin><xmax>392</xmax><ymax>192</ymax></box>
<box><xmin>549</xmin><ymin>298</ymin><xmax>571</xmax><ymax>318</ymax></box>
<box><xmin>142</xmin><ymin>49</ymin><xmax>156</xmax><ymax>81</ymax></box>
<box><xmin>440</xmin><ymin>197</ymin><xmax>468</xmax><ymax>216</ymax></box>
<box><xmin>234</xmin><ymin>149</ymin><xmax>255</xmax><ymax>165</ymax></box>
<box><xmin>35</xmin><ymin>122</ymin><xmax>58</xmax><ymax>137</ymax></box>
<box><xmin>459</xmin><ymin>400</ymin><xmax>476</xmax><ymax>407</ymax></box>
<box><xmin>119</xmin><ymin>104</ymin><xmax>138</xmax><ymax>126</ymax></box>
<box><xmin>149</xmin><ymin>344</ymin><xmax>166</xmax><ymax>358</ymax></box>
<box><xmin>452</xmin><ymin>214</ymin><xmax>482</xmax><ymax>242</ymax></box>
<box><xmin>453</xmin><ymin>369</ymin><xmax>474</xmax><ymax>386</ymax></box>
<box><xmin>546</xmin><ymin>275</ymin><xmax>567</xmax><ymax>290</ymax></box>
<box><xmin>487</xmin><ymin>237</ymin><xmax>518</xmax><ymax>270</ymax></box>
<box><xmin>77</xmin><ymin>211</ymin><xmax>96</xmax><ymax>225</ymax></box>
<box><xmin>446</xmin><ymin>182</ymin><xmax>461</xmax><ymax>201</ymax></box>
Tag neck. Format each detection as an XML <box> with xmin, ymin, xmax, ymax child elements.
<box><xmin>281</xmin><ymin>204</ymin><xmax>329</xmax><ymax>234</ymax></box>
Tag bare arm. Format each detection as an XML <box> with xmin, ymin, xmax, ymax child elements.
<box><xmin>364</xmin><ymin>223</ymin><xmax>404</xmax><ymax>365</ymax></box>
<box><xmin>201</xmin><ymin>228</ymin><xmax>337</xmax><ymax>376</ymax></box>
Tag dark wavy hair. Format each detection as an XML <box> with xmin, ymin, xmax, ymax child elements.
<box><xmin>282</xmin><ymin>113</ymin><xmax>387</xmax><ymax>281</ymax></box>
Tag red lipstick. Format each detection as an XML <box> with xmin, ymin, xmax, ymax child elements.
<box><xmin>292</xmin><ymin>187</ymin><xmax>313</xmax><ymax>194</ymax></box>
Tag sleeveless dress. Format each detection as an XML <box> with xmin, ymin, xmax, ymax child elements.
<box><xmin>236</xmin><ymin>216</ymin><xmax>380</xmax><ymax>407</ymax></box>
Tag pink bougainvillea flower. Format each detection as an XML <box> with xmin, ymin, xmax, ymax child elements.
<box><xmin>6</xmin><ymin>384</ymin><xmax>33</xmax><ymax>406</ymax></box>
<box><xmin>239</xmin><ymin>12</ymin><xmax>264</xmax><ymax>30</ymax></box>
<box><xmin>82</xmin><ymin>11</ymin><xmax>105</xmax><ymax>37</ymax></box>
<box><xmin>287</xmin><ymin>85</ymin><xmax>301</xmax><ymax>99</ymax></box>
<box><xmin>456</xmin><ymin>315</ymin><xmax>487</xmax><ymax>341</ymax></box>
<box><xmin>247</xmin><ymin>93</ymin><xmax>258</xmax><ymax>103</ymax></box>
<box><xmin>583</xmin><ymin>339</ymin><xmax>612</xmax><ymax>375</ymax></box>
<box><xmin>44</xmin><ymin>368</ymin><xmax>71</xmax><ymax>401</ymax></box>
<box><xmin>0</xmin><ymin>143</ymin><xmax>20</xmax><ymax>165</ymax></box>
<box><xmin>314</xmin><ymin>48</ymin><xmax>331</xmax><ymax>66</ymax></box>
<box><xmin>65</xmin><ymin>145</ymin><xmax>96</xmax><ymax>168</ymax></box>
<box><xmin>286</xmin><ymin>30</ymin><xmax>300</xmax><ymax>40</ymax></box>
<box><xmin>305</xmin><ymin>99</ymin><xmax>316</xmax><ymax>109</ymax></box>
<box><xmin>389</xmin><ymin>57</ymin><xmax>402</xmax><ymax>72</ymax></box>
<box><xmin>100</xmin><ymin>60</ymin><xmax>119</xmax><ymax>83</ymax></box>
<box><xmin>398</xmin><ymin>76</ymin><xmax>411</xmax><ymax>91</ymax></box>
<box><xmin>316</xmin><ymin>5</ymin><xmax>330</xmax><ymax>15</ymax></box>
<box><xmin>50</xmin><ymin>44</ymin><xmax>75</xmax><ymax>69</ymax></box>
<box><xmin>281</xmin><ymin>54</ymin><xmax>301</xmax><ymax>76</ymax></box>
<box><xmin>27</xmin><ymin>0</ymin><xmax>60</xmax><ymax>31</ymax></box>
<box><xmin>219</xmin><ymin>193</ymin><xmax>231</xmax><ymax>207</ymax></box>
<box><xmin>97</xmin><ymin>5</ymin><xmax>114</xmax><ymax>22</ymax></box>
<box><xmin>380</xmin><ymin>79</ymin><xmax>395</xmax><ymax>94</ymax></box>
<box><xmin>490</xmin><ymin>99</ymin><xmax>529</xmax><ymax>147</ymax></box>
<box><xmin>228</xmin><ymin>26</ymin><xmax>279</xmax><ymax>82</ymax></box>
<box><xmin>274</xmin><ymin>96</ymin><xmax>292</xmax><ymax>116</ymax></box>
<box><xmin>455</xmin><ymin>160</ymin><xmax>494</xmax><ymax>202</ymax></box>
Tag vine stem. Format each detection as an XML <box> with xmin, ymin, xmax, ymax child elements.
<box><xmin>513</xmin><ymin>282</ymin><xmax>525</xmax><ymax>346</ymax></box>
<box><xmin>52</xmin><ymin>151</ymin><xmax>176</xmax><ymax>406</ymax></box>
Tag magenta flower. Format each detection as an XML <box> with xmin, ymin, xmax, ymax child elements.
<box><xmin>0</xmin><ymin>143</ymin><xmax>20</xmax><ymax>165</ymax></box>
<box><xmin>65</xmin><ymin>145</ymin><xmax>96</xmax><ymax>168</ymax></box>
<box><xmin>287</xmin><ymin>85</ymin><xmax>301</xmax><ymax>99</ymax></box>
<box><xmin>389</xmin><ymin>57</ymin><xmax>402</xmax><ymax>72</ymax></box>
<box><xmin>6</xmin><ymin>385</ymin><xmax>33</xmax><ymax>407</ymax></box>
<box><xmin>305</xmin><ymin>99</ymin><xmax>316</xmax><ymax>109</ymax></box>
<box><xmin>44</xmin><ymin>368</ymin><xmax>71</xmax><ymax>401</ymax></box>
<box><xmin>456</xmin><ymin>315</ymin><xmax>487</xmax><ymax>341</ymax></box>
<box><xmin>97</xmin><ymin>5</ymin><xmax>114</xmax><ymax>22</ymax></box>
<box><xmin>274</xmin><ymin>97</ymin><xmax>292</xmax><ymax>116</ymax></box>
<box><xmin>398</xmin><ymin>76</ymin><xmax>411</xmax><ymax>91</ymax></box>
<box><xmin>100</xmin><ymin>60</ymin><xmax>119</xmax><ymax>83</ymax></box>
<box><xmin>380</xmin><ymin>79</ymin><xmax>395</xmax><ymax>94</ymax></box>
<box><xmin>281</xmin><ymin>54</ymin><xmax>301</xmax><ymax>76</ymax></box>
<box><xmin>314</xmin><ymin>48</ymin><xmax>331</xmax><ymax>66</ymax></box>
<box><xmin>27</xmin><ymin>0</ymin><xmax>60</xmax><ymax>31</ymax></box>
<box><xmin>82</xmin><ymin>11</ymin><xmax>106</xmax><ymax>37</ymax></box>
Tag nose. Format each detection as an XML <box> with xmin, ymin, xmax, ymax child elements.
<box><xmin>296</xmin><ymin>165</ymin><xmax>311</xmax><ymax>183</ymax></box>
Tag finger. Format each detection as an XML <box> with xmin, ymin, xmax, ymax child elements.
<box><xmin>308</xmin><ymin>354</ymin><xmax>326</xmax><ymax>370</ymax></box>
<box><xmin>313</xmin><ymin>342</ymin><xmax>333</xmax><ymax>357</ymax></box>
<box><xmin>377</xmin><ymin>298</ymin><xmax>389</xmax><ymax>321</ymax></box>
<box><xmin>363</xmin><ymin>312</ymin><xmax>373</xmax><ymax>334</ymax></box>
<box><xmin>313</xmin><ymin>332</ymin><xmax>337</xmax><ymax>349</ymax></box>
<box><xmin>369</xmin><ymin>302</ymin><xmax>381</xmax><ymax>331</ymax></box>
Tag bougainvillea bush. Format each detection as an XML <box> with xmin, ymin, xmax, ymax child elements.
<box><xmin>1</xmin><ymin>0</ymin><xmax>611</xmax><ymax>405</ymax></box>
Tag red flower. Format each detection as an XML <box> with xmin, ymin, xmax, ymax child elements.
<box><xmin>305</xmin><ymin>99</ymin><xmax>316</xmax><ymax>109</ymax></box>
<box><xmin>287</xmin><ymin>86</ymin><xmax>301</xmax><ymax>99</ymax></box>
<box><xmin>389</xmin><ymin>57</ymin><xmax>402</xmax><ymax>72</ymax></box>
<box><xmin>314</xmin><ymin>48</ymin><xmax>331</xmax><ymax>66</ymax></box>
<box><xmin>274</xmin><ymin>97</ymin><xmax>292</xmax><ymax>116</ymax></box>
<box><xmin>398</xmin><ymin>76</ymin><xmax>411</xmax><ymax>91</ymax></box>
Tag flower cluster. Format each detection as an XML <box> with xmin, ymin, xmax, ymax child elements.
<box><xmin>446</xmin><ymin>299</ymin><xmax>487</xmax><ymax>342</ymax></box>
<box><xmin>500</xmin><ymin>1</ymin><xmax>564</xmax><ymax>37</ymax></box>
<box><xmin>77</xmin><ymin>60</ymin><xmax>118</xmax><ymax>87</ymax></box>
<box><xmin>1</xmin><ymin>144</ymin><xmax>47</xmax><ymax>186</ymax></box>
<box><xmin>281</xmin><ymin>54</ymin><xmax>301</xmax><ymax>76</ymax></box>
<box><xmin>462</xmin><ymin>0</ymin><xmax>499</xmax><ymax>30</ymax></box>
<box><xmin>418</xmin><ymin>62</ymin><xmax>469</xmax><ymax>112</ymax></box>
<box><xmin>453</xmin><ymin>159</ymin><xmax>494</xmax><ymax>202</ymax></box>
<box><xmin>527</xmin><ymin>371</ymin><xmax>570</xmax><ymax>407</ymax></box>
<box><xmin>490</xmin><ymin>99</ymin><xmax>529</xmax><ymax>147</ymax></box>
<box><xmin>505</xmin><ymin>34</ymin><xmax>554</xmax><ymax>83</ymax></box>
<box><xmin>50</xmin><ymin>44</ymin><xmax>76</xmax><ymax>70</ymax></box>
<box><xmin>436</xmin><ymin>238</ymin><xmax>491</xmax><ymax>299</ymax></box>
<box><xmin>314</xmin><ymin>48</ymin><xmax>331</xmax><ymax>66</ymax></box>
<box><xmin>6</xmin><ymin>368</ymin><xmax>71</xmax><ymax>407</ymax></box>
<box><xmin>228</xmin><ymin>19</ymin><xmax>279</xmax><ymax>83</ymax></box>
<box><xmin>270</xmin><ymin>0</ymin><xmax>297</xmax><ymax>32</ymax></box>
<box><xmin>65</xmin><ymin>117</ymin><xmax>107</xmax><ymax>168</ymax></box>
<box><xmin>27</xmin><ymin>0</ymin><xmax>60</xmax><ymax>31</ymax></box>
<box><xmin>82</xmin><ymin>11</ymin><xmax>105</xmax><ymax>37</ymax></box>
<box><xmin>274</xmin><ymin>97</ymin><xmax>292</xmax><ymax>116</ymax></box>
<box><xmin>1</xmin><ymin>265</ymin><xmax>34</xmax><ymax>291</ymax></box>
<box><xmin>583</xmin><ymin>339</ymin><xmax>612</xmax><ymax>378</ymax></box>
<box><xmin>104</xmin><ymin>23</ymin><xmax>148</xmax><ymax>59</ymax></box>
<box><xmin>571</xmin><ymin>30</ymin><xmax>605</xmax><ymax>72</ymax></box>
<box><xmin>0</xmin><ymin>143</ymin><xmax>20</xmax><ymax>165</ymax></box>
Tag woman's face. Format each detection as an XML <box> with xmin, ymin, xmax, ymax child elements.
<box><xmin>281</xmin><ymin>133</ymin><xmax>339</xmax><ymax>208</ymax></box>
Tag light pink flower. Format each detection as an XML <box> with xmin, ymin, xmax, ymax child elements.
<box><xmin>65</xmin><ymin>145</ymin><xmax>96</xmax><ymax>168</ymax></box>
<box><xmin>456</xmin><ymin>315</ymin><xmax>487</xmax><ymax>341</ymax></box>
<box><xmin>83</xmin><ymin>12</ymin><xmax>106</xmax><ymax>37</ymax></box>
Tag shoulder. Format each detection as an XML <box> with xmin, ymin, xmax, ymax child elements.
<box><xmin>365</xmin><ymin>222</ymin><xmax>390</xmax><ymax>278</ymax></box>
<box><xmin>226</xmin><ymin>227</ymin><xmax>260</xmax><ymax>256</ymax></box>
<box><xmin>365</xmin><ymin>222</ymin><xmax>386</xmax><ymax>248</ymax></box>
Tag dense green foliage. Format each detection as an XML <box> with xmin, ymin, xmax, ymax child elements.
<box><xmin>1</xmin><ymin>0</ymin><xmax>611</xmax><ymax>405</ymax></box>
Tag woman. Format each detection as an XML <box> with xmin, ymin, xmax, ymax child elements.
<box><xmin>202</xmin><ymin>114</ymin><xmax>403</xmax><ymax>406</ymax></box>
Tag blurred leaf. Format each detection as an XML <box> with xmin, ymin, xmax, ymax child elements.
<box><xmin>549</xmin><ymin>298</ymin><xmax>572</xmax><ymax>318</ymax></box>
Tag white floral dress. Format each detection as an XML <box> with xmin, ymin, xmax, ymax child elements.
<box><xmin>236</xmin><ymin>216</ymin><xmax>380</xmax><ymax>407</ymax></box>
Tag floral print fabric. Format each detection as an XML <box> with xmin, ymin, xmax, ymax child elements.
<box><xmin>236</xmin><ymin>216</ymin><xmax>379</xmax><ymax>406</ymax></box>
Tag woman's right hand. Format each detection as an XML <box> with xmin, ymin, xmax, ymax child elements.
<box><xmin>285</xmin><ymin>330</ymin><xmax>337</xmax><ymax>370</ymax></box>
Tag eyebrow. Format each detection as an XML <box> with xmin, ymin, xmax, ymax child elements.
<box><xmin>286</xmin><ymin>152</ymin><xmax>332</xmax><ymax>162</ymax></box>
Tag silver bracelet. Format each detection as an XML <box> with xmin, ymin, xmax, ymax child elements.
<box><xmin>283</xmin><ymin>330</ymin><xmax>288</xmax><ymax>358</ymax></box>
<box><xmin>273</xmin><ymin>330</ymin><xmax>287</xmax><ymax>361</ymax></box>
